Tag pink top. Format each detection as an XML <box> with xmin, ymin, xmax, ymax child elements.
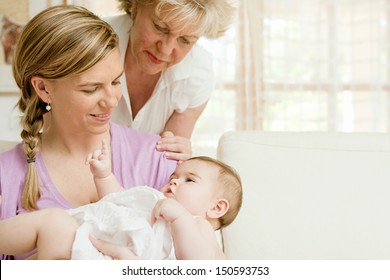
<box><xmin>0</xmin><ymin>122</ymin><xmax>177</xmax><ymax>259</ymax></box>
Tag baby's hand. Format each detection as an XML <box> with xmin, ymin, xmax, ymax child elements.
<box><xmin>85</xmin><ymin>139</ymin><xmax>111</xmax><ymax>179</ymax></box>
<box><xmin>152</xmin><ymin>198</ymin><xmax>188</xmax><ymax>224</ymax></box>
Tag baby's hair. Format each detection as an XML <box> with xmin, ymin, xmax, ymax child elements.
<box><xmin>187</xmin><ymin>156</ymin><xmax>242</xmax><ymax>229</ymax></box>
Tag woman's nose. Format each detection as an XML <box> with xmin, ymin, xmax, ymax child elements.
<box><xmin>157</xmin><ymin>36</ymin><xmax>176</xmax><ymax>56</ymax></box>
<box><xmin>101</xmin><ymin>88</ymin><xmax>120</xmax><ymax>109</ymax></box>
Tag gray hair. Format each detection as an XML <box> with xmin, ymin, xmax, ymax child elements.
<box><xmin>118</xmin><ymin>0</ymin><xmax>236</xmax><ymax>38</ymax></box>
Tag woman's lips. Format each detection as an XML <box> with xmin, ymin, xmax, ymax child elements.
<box><xmin>147</xmin><ymin>52</ymin><xmax>164</xmax><ymax>64</ymax></box>
<box><xmin>90</xmin><ymin>113</ymin><xmax>111</xmax><ymax>122</ymax></box>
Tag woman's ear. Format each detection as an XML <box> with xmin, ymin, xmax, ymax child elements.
<box><xmin>206</xmin><ymin>199</ymin><xmax>229</xmax><ymax>219</ymax></box>
<box><xmin>30</xmin><ymin>76</ymin><xmax>51</xmax><ymax>103</ymax></box>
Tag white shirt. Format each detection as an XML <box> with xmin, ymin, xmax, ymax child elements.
<box><xmin>105</xmin><ymin>15</ymin><xmax>214</xmax><ymax>135</ymax></box>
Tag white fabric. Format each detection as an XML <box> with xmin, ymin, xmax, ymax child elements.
<box><xmin>217</xmin><ymin>131</ymin><xmax>390</xmax><ymax>259</ymax></box>
<box><xmin>105</xmin><ymin>15</ymin><xmax>214</xmax><ymax>134</ymax></box>
<box><xmin>67</xmin><ymin>186</ymin><xmax>173</xmax><ymax>260</ymax></box>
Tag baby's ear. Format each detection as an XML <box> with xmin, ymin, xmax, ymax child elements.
<box><xmin>206</xmin><ymin>199</ymin><xmax>229</xmax><ymax>219</ymax></box>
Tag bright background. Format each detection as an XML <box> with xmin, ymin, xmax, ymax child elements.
<box><xmin>1</xmin><ymin>0</ymin><xmax>389</xmax><ymax>157</ymax></box>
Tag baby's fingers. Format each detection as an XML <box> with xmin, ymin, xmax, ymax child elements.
<box><xmin>101</xmin><ymin>139</ymin><xmax>110</xmax><ymax>157</ymax></box>
<box><xmin>85</xmin><ymin>152</ymin><xmax>93</xmax><ymax>165</ymax></box>
<box><xmin>151</xmin><ymin>200</ymin><xmax>164</xmax><ymax>224</ymax></box>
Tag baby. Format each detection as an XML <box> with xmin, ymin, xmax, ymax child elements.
<box><xmin>0</xmin><ymin>141</ymin><xmax>242</xmax><ymax>259</ymax></box>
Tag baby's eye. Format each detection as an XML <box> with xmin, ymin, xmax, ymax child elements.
<box><xmin>186</xmin><ymin>178</ymin><xmax>195</xmax><ymax>183</ymax></box>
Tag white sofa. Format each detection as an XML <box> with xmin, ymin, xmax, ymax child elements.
<box><xmin>217</xmin><ymin>131</ymin><xmax>390</xmax><ymax>259</ymax></box>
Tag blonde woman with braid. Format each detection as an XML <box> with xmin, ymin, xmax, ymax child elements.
<box><xmin>0</xmin><ymin>5</ymin><xmax>177</xmax><ymax>260</ymax></box>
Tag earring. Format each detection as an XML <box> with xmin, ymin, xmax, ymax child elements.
<box><xmin>46</xmin><ymin>103</ymin><xmax>51</xmax><ymax>111</ymax></box>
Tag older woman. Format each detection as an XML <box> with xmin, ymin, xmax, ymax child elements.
<box><xmin>107</xmin><ymin>0</ymin><xmax>236</xmax><ymax>160</ymax></box>
<box><xmin>0</xmin><ymin>5</ymin><xmax>177</xmax><ymax>260</ymax></box>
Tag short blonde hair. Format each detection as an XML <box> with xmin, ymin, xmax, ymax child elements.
<box><xmin>187</xmin><ymin>156</ymin><xmax>243</xmax><ymax>229</ymax></box>
<box><xmin>13</xmin><ymin>5</ymin><xmax>118</xmax><ymax>210</ymax></box>
<box><xmin>118</xmin><ymin>0</ymin><xmax>236</xmax><ymax>38</ymax></box>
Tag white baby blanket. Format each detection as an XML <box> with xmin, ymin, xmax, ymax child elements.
<box><xmin>67</xmin><ymin>186</ymin><xmax>173</xmax><ymax>259</ymax></box>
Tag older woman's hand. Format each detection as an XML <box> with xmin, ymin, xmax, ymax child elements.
<box><xmin>156</xmin><ymin>131</ymin><xmax>192</xmax><ymax>162</ymax></box>
<box><xmin>89</xmin><ymin>235</ymin><xmax>139</xmax><ymax>260</ymax></box>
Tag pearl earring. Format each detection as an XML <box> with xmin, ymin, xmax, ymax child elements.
<box><xmin>46</xmin><ymin>103</ymin><xmax>51</xmax><ymax>111</ymax></box>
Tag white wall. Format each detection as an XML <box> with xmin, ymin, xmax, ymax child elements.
<box><xmin>0</xmin><ymin>1</ymin><xmax>61</xmax><ymax>143</ymax></box>
<box><xmin>0</xmin><ymin>94</ymin><xmax>21</xmax><ymax>141</ymax></box>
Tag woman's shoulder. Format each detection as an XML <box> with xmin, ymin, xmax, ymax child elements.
<box><xmin>191</xmin><ymin>43</ymin><xmax>213</xmax><ymax>61</ymax></box>
<box><xmin>166</xmin><ymin>44</ymin><xmax>213</xmax><ymax>87</ymax></box>
<box><xmin>180</xmin><ymin>43</ymin><xmax>213</xmax><ymax>71</ymax></box>
<box><xmin>0</xmin><ymin>140</ymin><xmax>19</xmax><ymax>154</ymax></box>
<box><xmin>0</xmin><ymin>143</ymin><xmax>27</xmax><ymax>184</ymax></box>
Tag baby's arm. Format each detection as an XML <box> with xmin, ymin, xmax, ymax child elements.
<box><xmin>86</xmin><ymin>139</ymin><xmax>124</xmax><ymax>198</ymax></box>
<box><xmin>152</xmin><ymin>198</ymin><xmax>224</xmax><ymax>259</ymax></box>
<box><xmin>0</xmin><ymin>208</ymin><xmax>78</xmax><ymax>259</ymax></box>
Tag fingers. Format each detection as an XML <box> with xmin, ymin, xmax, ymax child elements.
<box><xmin>151</xmin><ymin>199</ymin><xmax>164</xmax><ymax>224</ymax></box>
<box><xmin>89</xmin><ymin>235</ymin><xmax>138</xmax><ymax>260</ymax></box>
<box><xmin>101</xmin><ymin>139</ymin><xmax>110</xmax><ymax>158</ymax></box>
<box><xmin>156</xmin><ymin>134</ymin><xmax>192</xmax><ymax>161</ymax></box>
<box><xmin>161</xmin><ymin>131</ymin><xmax>174</xmax><ymax>138</ymax></box>
<box><xmin>165</xmin><ymin>151</ymin><xmax>191</xmax><ymax>162</ymax></box>
<box><xmin>85</xmin><ymin>139</ymin><xmax>109</xmax><ymax>165</ymax></box>
<box><xmin>85</xmin><ymin>153</ymin><xmax>93</xmax><ymax>165</ymax></box>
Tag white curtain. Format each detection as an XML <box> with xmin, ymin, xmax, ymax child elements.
<box><xmin>234</xmin><ymin>0</ymin><xmax>390</xmax><ymax>132</ymax></box>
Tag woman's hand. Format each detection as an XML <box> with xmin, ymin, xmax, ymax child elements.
<box><xmin>89</xmin><ymin>235</ymin><xmax>139</xmax><ymax>260</ymax></box>
<box><xmin>156</xmin><ymin>131</ymin><xmax>192</xmax><ymax>162</ymax></box>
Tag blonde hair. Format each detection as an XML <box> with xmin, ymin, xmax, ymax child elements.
<box><xmin>12</xmin><ymin>5</ymin><xmax>119</xmax><ymax>210</ymax></box>
<box><xmin>187</xmin><ymin>156</ymin><xmax>242</xmax><ymax>229</ymax></box>
<box><xmin>118</xmin><ymin>0</ymin><xmax>236</xmax><ymax>38</ymax></box>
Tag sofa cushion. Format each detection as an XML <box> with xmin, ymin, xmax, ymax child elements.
<box><xmin>217</xmin><ymin>131</ymin><xmax>390</xmax><ymax>259</ymax></box>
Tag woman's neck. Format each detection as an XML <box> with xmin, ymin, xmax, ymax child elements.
<box><xmin>40</xmin><ymin>127</ymin><xmax>111</xmax><ymax>157</ymax></box>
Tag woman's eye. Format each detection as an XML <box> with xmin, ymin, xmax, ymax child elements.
<box><xmin>179</xmin><ymin>37</ymin><xmax>191</xmax><ymax>45</ymax></box>
<box><xmin>112</xmin><ymin>80</ymin><xmax>121</xmax><ymax>86</ymax></box>
<box><xmin>154</xmin><ymin>22</ymin><xmax>169</xmax><ymax>34</ymax></box>
<box><xmin>82</xmin><ymin>87</ymin><xmax>98</xmax><ymax>94</ymax></box>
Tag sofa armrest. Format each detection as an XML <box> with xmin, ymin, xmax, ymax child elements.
<box><xmin>217</xmin><ymin>131</ymin><xmax>390</xmax><ymax>259</ymax></box>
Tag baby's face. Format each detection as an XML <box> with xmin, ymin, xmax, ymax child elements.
<box><xmin>160</xmin><ymin>160</ymin><xmax>220</xmax><ymax>216</ymax></box>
